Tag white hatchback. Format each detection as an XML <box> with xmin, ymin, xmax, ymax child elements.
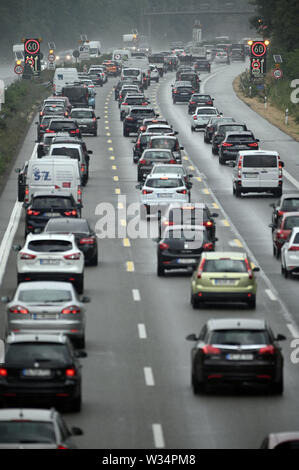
<box><xmin>281</xmin><ymin>228</ymin><xmax>299</xmax><ymax>278</ymax></box>
<box><xmin>16</xmin><ymin>234</ymin><xmax>85</xmax><ymax>293</ymax></box>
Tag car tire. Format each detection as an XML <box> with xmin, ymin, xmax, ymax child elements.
<box><xmin>76</xmin><ymin>276</ymin><xmax>84</xmax><ymax>294</ymax></box>
<box><xmin>70</xmin><ymin>394</ymin><xmax>82</xmax><ymax>412</ymax></box>
<box><xmin>157</xmin><ymin>264</ymin><xmax>165</xmax><ymax>277</ymax></box>
<box><xmin>219</xmin><ymin>155</ymin><xmax>225</xmax><ymax>165</ymax></box>
<box><xmin>137</xmin><ymin>171</ymin><xmax>143</xmax><ymax>182</ymax></box>
<box><xmin>273</xmin><ymin>188</ymin><xmax>282</xmax><ymax>198</ymax></box>
<box><xmin>89</xmin><ymin>250</ymin><xmax>98</xmax><ymax>267</ymax></box>
<box><xmin>123</xmin><ymin>129</ymin><xmax>129</xmax><ymax>137</ymax></box>
<box><xmin>93</xmin><ymin>130</ymin><xmax>97</xmax><ymax>137</ymax></box>
<box><xmin>76</xmin><ymin>335</ymin><xmax>85</xmax><ymax>350</ymax></box>
<box><xmin>204</xmin><ymin>135</ymin><xmax>210</xmax><ymax>143</ymax></box>
<box><xmin>271</xmin><ymin>376</ymin><xmax>283</xmax><ymax>395</ymax></box>
<box><xmin>192</xmin><ymin>374</ymin><xmax>205</xmax><ymax>394</ymax></box>
<box><xmin>284</xmin><ymin>268</ymin><xmax>289</xmax><ymax>279</ymax></box>
<box><xmin>191</xmin><ymin>126</ymin><xmax>194</xmax><ymax>132</ymax></box>
<box><xmin>173</xmin><ymin>99</ymin><xmax>176</xmax><ymax>104</ymax></box>
<box><xmin>191</xmin><ymin>293</ymin><xmax>198</xmax><ymax>309</ymax></box>
<box><xmin>248</xmin><ymin>295</ymin><xmax>256</xmax><ymax>309</ymax></box>
<box><xmin>211</xmin><ymin>146</ymin><xmax>218</xmax><ymax>155</ymax></box>
<box><xmin>235</xmin><ymin>186</ymin><xmax>241</xmax><ymax>198</ymax></box>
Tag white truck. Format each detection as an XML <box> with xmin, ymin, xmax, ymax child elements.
<box><xmin>85</xmin><ymin>40</ymin><xmax>101</xmax><ymax>58</ymax></box>
<box><xmin>13</xmin><ymin>44</ymin><xmax>24</xmax><ymax>64</ymax></box>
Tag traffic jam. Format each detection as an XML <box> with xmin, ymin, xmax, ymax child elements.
<box><xmin>0</xmin><ymin>36</ymin><xmax>299</xmax><ymax>450</ymax></box>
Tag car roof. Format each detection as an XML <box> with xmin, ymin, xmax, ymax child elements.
<box><xmin>16</xmin><ymin>281</ymin><xmax>74</xmax><ymax>292</ymax></box>
<box><xmin>0</xmin><ymin>408</ymin><xmax>58</xmax><ymax>421</ymax></box>
<box><xmin>50</xmin><ymin>143</ymin><xmax>81</xmax><ymax>148</ymax></box>
<box><xmin>217</xmin><ymin>122</ymin><xmax>245</xmax><ymax>127</ymax></box>
<box><xmin>238</xmin><ymin>150</ymin><xmax>279</xmax><ymax>156</ymax></box>
<box><xmin>207</xmin><ymin>318</ymin><xmax>266</xmax><ymax>331</ymax></box>
<box><xmin>26</xmin><ymin>233</ymin><xmax>75</xmax><ymax>242</ymax></box>
<box><xmin>267</xmin><ymin>432</ymin><xmax>299</xmax><ymax>448</ymax></box>
<box><xmin>32</xmin><ymin>191</ymin><xmax>73</xmax><ymax>198</ymax></box>
<box><xmin>6</xmin><ymin>332</ymin><xmax>68</xmax><ymax>344</ymax></box>
<box><xmin>144</xmin><ymin>149</ymin><xmax>172</xmax><ymax>153</ymax></box>
<box><xmin>280</xmin><ymin>193</ymin><xmax>299</xmax><ymax>201</ymax></box>
<box><xmin>146</xmin><ymin>174</ymin><xmax>183</xmax><ymax>180</ymax></box>
<box><xmin>202</xmin><ymin>251</ymin><xmax>247</xmax><ymax>260</ymax></box>
<box><xmin>71</xmin><ymin>108</ymin><xmax>94</xmax><ymax>112</ymax></box>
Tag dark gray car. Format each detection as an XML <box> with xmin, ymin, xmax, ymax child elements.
<box><xmin>70</xmin><ymin>108</ymin><xmax>100</xmax><ymax>136</ymax></box>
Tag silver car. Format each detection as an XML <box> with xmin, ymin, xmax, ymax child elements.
<box><xmin>2</xmin><ymin>281</ymin><xmax>89</xmax><ymax>348</ymax></box>
<box><xmin>0</xmin><ymin>408</ymin><xmax>83</xmax><ymax>449</ymax></box>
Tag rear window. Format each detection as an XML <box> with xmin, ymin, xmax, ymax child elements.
<box><xmin>281</xmin><ymin>198</ymin><xmax>299</xmax><ymax>211</ymax></box>
<box><xmin>165</xmin><ymin>228</ymin><xmax>206</xmax><ymax>241</ymax></box>
<box><xmin>168</xmin><ymin>208</ymin><xmax>207</xmax><ymax>224</ymax></box>
<box><xmin>5</xmin><ymin>343</ymin><xmax>71</xmax><ymax>364</ymax></box>
<box><xmin>144</xmin><ymin>151</ymin><xmax>171</xmax><ymax>160</ymax></box>
<box><xmin>219</xmin><ymin>125</ymin><xmax>245</xmax><ymax>133</ymax></box>
<box><xmin>243</xmin><ymin>155</ymin><xmax>277</xmax><ymax>168</ymax></box>
<box><xmin>71</xmin><ymin>110</ymin><xmax>94</xmax><ymax>118</ymax></box>
<box><xmin>210</xmin><ymin>329</ymin><xmax>270</xmax><ymax>346</ymax></box>
<box><xmin>43</xmin><ymin>106</ymin><xmax>64</xmax><ymax>114</ymax></box>
<box><xmin>0</xmin><ymin>422</ymin><xmax>56</xmax><ymax>444</ymax></box>
<box><xmin>49</xmin><ymin>122</ymin><xmax>76</xmax><ymax>130</ymax></box>
<box><xmin>126</xmin><ymin>98</ymin><xmax>144</xmax><ymax>105</ymax></box>
<box><xmin>284</xmin><ymin>216</ymin><xmax>299</xmax><ymax>230</ymax></box>
<box><xmin>197</xmin><ymin>109</ymin><xmax>217</xmax><ymax>115</ymax></box>
<box><xmin>146</xmin><ymin>178</ymin><xmax>183</xmax><ymax>188</ymax></box>
<box><xmin>46</xmin><ymin>220</ymin><xmax>89</xmax><ymax>233</ymax></box>
<box><xmin>227</xmin><ymin>135</ymin><xmax>254</xmax><ymax>142</ymax></box>
<box><xmin>51</xmin><ymin>147</ymin><xmax>80</xmax><ymax>160</ymax></box>
<box><xmin>203</xmin><ymin>259</ymin><xmax>247</xmax><ymax>273</ymax></box>
<box><xmin>150</xmin><ymin>139</ymin><xmax>176</xmax><ymax>150</ymax></box>
<box><xmin>123</xmin><ymin>69</ymin><xmax>140</xmax><ymax>77</ymax></box>
<box><xmin>131</xmin><ymin>109</ymin><xmax>155</xmax><ymax>117</ymax></box>
<box><xmin>28</xmin><ymin>240</ymin><xmax>73</xmax><ymax>252</ymax></box>
<box><xmin>18</xmin><ymin>289</ymin><xmax>72</xmax><ymax>303</ymax></box>
<box><xmin>32</xmin><ymin>197</ymin><xmax>73</xmax><ymax>209</ymax></box>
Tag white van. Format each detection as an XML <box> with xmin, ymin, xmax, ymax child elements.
<box><xmin>121</xmin><ymin>67</ymin><xmax>142</xmax><ymax>84</ymax></box>
<box><xmin>25</xmin><ymin>157</ymin><xmax>82</xmax><ymax>207</ymax></box>
<box><xmin>232</xmin><ymin>150</ymin><xmax>284</xmax><ymax>198</ymax></box>
<box><xmin>112</xmin><ymin>49</ymin><xmax>131</xmax><ymax>64</ymax></box>
<box><xmin>48</xmin><ymin>143</ymin><xmax>88</xmax><ymax>186</ymax></box>
<box><xmin>53</xmin><ymin>68</ymin><xmax>79</xmax><ymax>95</ymax></box>
<box><xmin>86</xmin><ymin>41</ymin><xmax>101</xmax><ymax>58</ymax></box>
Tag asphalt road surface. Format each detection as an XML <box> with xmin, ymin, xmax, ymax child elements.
<box><xmin>1</xmin><ymin>60</ymin><xmax>299</xmax><ymax>449</ymax></box>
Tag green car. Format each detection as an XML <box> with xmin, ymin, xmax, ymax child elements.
<box><xmin>190</xmin><ymin>252</ymin><xmax>259</xmax><ymax>309</ymax></box>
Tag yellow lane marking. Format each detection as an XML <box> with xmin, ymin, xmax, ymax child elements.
<box><xmin>196</xmin><ymin>176</ymin><xmax>202</xmax><ymax>182</ymax></box>
<box><xmin>203</xmin><ymin>188</ymin><xmax>210</xmax><ymax>195</ymax></box>
<box><xmin>120</xmin><ymin>219</ymin><xmax>127</xmax><ymax>227</ymax></box>
<box><xmin>112</xmin><ymin>165</ymin><xmax>117</xmax><ymax>170</ymax></box>
<box><xmin>183</xmin><ymin>156</ymin><xmax>189</xmax><ymax>161</ymax></box>
<box><xmin>113</xmin><ymin>176</ymin><xmax>119</xmax><ymax>182</ymax></box>
<box><xmin>222</xmin><ymin>219</ymin><xmax>230</xmax><ymax>227</ymax></box>
<box><xmin>123</xmin><ymin>238</ymin><xmax>131</xmax><ymax>247</ymax></box>
<box><xmin>115</xmin><ymin>188</ymin><xmax>121</xmax><ymax>194</ymax></box>
<box><xmin>118</xmin><ymin>202</ymin><xmax>124</xmax><ymax>209</ymax></box>
<box><xmin>106</xmin><ymin>133</ymin><xmax>111</xmax><ymax>136</ymax></box>
<box><xmin>188</xmin><ymin>166</ymin><xmax>195</xmax><ymax>171</ymax></box>
<box><xmin>234</xmin><ymin>239</ymin><xmax>243</xmax><ymax>247</ymax></box>
<box><xmin>108</xmin><ymin>147</ymin><xmax>114</xmax><ymax>151</ymax></box>
<box><xmin>212</xmin><ymin>203</ymin><xmax>219</xmax><ymax>209</ymax></box>
<box><xmin>110</xmin><ymin>156</ymin><xmax>115</xmax><ymax>160</ymax></box>
<box><xmin>107</xmin><ymin>139</ymin><xmax>112</xmax><ymax>143</ymax></box>
<box><xmin>126</xmin><ymin>261</ymin><xmax>135</xmax><ymax>272</ymax></box>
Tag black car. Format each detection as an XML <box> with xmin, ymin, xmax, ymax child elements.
<box><xmin>46</xmin><ymin>119</ymin><xmax>82</xmax><ymax>138</ymax></box>
<box><xmin>132</xmin><ymin>132</ymin><xmax>160</xmax><ymax>163</ymax></box>
<box><xmin>211</xmin><ymin>122</ymin><xmax>248</xmax><ymax>155</ymax></box>
<box><xmin>36</xmin><ymin>115</ymin><xmax>54</xmax><ymax>142</ymax></box>
<box><xmin>186</xmin><ymin>318</ymin><xmax>285</xmax><ymax>394</ymax></box>
<box><xmin>88</xmin><ymin>74</ymin><xmax>103</xmax><ymax>87</ymax></box>
<box><xmin>25</xmin><ymin>192</ymin><xmax>80</xmax><ymax>236</ymax></box>
<box><xmin>204</xmin><ymin>116</ymin><xmax>235</xmax><ymax>143</ymax></box>
<box><xmin>120</xmin><ymin>95</ymin><xmax>149</xmax><ymax>121</ymax></box>
<box><xmin>61</xmin><ymin>86</ymin><xmax>89</xmax><ymax>108</ymax></box>
<box><xmin>0</xmin><ymin>334</ymin><xmax>86</xmax><ymax>411</ymax></box>
<box><xmin>269</xmin><ymin>193</ymin><xmax>299</xmax><ymax>229</ymax></box>
<box><xmin>137</xmin><ymin>149</ymin><xmax>177</xmax><ymax>181</ymax></box>
<box><xmin>160</xmin><ymin>203</ymin><xmax>219</xmax><ymax>240</ymax></box>
<box><xmin>157</xmin><ymin>225</ymin><xmax>216</xmax><ymax>276</ymax></box>
<box><xmin>230</xmin><ymin>48</ymin><xmax>245</xmax><ymax>62</ymax></box>
<box><xmin>123</xmin><ymin>107</ymin><xmax>157</xmax><ymax>137</ymax></box>
<box><xmin>188</xmin><ymin>94</ymin><xmax>214</xmax><ymax>114</ymax></box>
<box><xmin>219</xmin><ymin>131</ymin><xmax>259</xmax><ymax>164</ymax></box>
<box><xmin>44</xmin><ymin>218</ymin><xmax>98</xmax><ymax>266</ymax></box>
<box><xmin>194</xmin><ymin>59</ymin><xmax>211</xmax><ymax>73</ymax></box>
<box><xmin>177</xmin><ymin>72</ymin><xmax>200</xmax><ymax>92</ymax></box>
<box><xmin>172</xmin><ymin>81</ymin><xmax>194</xmax><ymax>104</ymax></box>
<box><xmin>50</xmin><ymin>134</ymin><xmax>93</xmax><ymax>169</ymax></box>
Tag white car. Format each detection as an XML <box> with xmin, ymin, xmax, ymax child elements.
<box><xmin>281</xmin><ymin>228</ymin><xmax>299</xmax><ymax>278</ymax></box>
<box><xmin>138</xmin><ymin>174</ymin><xmax>189</xmax><ymax>217</ymax></box>
<box><xmin>214</xmin><ymin>51</ymin><xmax>229</xmax><ymax>64</ymax></box>
<box><xmin>149</xmin><ymin>65</ymin><xmax>159</xmax><ymax>82</ymax></box>
<box><xmin>191</xmin><ymin>106</ymin><xmax>220</xmax><ymax>131</ymax></box>
<box><xmin>16</xmin><ymin>234</ymin><xmax>85</xmax><ymax>293</ymax></box>
<box><xmin>150</xmin><ymin>163</ymin><xmax>194</xmax><ymax>186</ymax></box>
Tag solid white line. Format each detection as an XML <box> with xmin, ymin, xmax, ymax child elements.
<box><xmin>287</xmin><ymin>323</ymin><xmax>299</xmax><ymax>339</ymax></box>
<box><xmin>132</xmin><ymin>289</ymin><xmax>141</xmax><ymax>301</ymax></box>
<box><xmin>144</xmin><ymin>367</ymin><xmax>155</xmax><ymax>386</ymax></box>
<box><xmin>0</xmin><ymin>201</ymin><xmax>22</xmax><ymax>286</ymax></box>
<box><xmin>152</xmin><ymin>424</ymin><xmax>165</xmax><ymax>448</ymax></box>
<box><xmin>138</xmin><ymin>323</ymin><xmax>147</xmax><ymax>339</ymax></box>
<box><xmin>265</xmin><ymin>289</ymin><xmax>277</xmax><ymax>301</ymax></box>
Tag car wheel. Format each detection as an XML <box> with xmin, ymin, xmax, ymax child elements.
<box><xmin>89</xmin><ymin>250</ymin><xmax>98</xmax><ymax>266</ymax></box>
<box><xmin>211</xmin><ymin>146</ymin><xmax>218</xmax><ymax>155</ymax></box>
<box><xmin>123</xmin><ymin>129</ymin><xmax>129</xmax><ymax>137</ymax></box>
<box><xmin>76</xmin><ymin>276</ymin><xmax>84</xmax><ymax>294</ymax></box>
<box><xmin>70</xmin><ymin>394</ymin><xmax>82</xmax><ymax>412</ymax></box>
<box><xmin>204</xmin><ymin>135</ymin><xmax>210</xmax><ymax>143</ymax></box>
<box><xmin>248</xmin><ymin>295</ymin><xmax>256</xmax><ymax>309</ymax></box>
<box><xmin>157</xmin><ymin>264</ymin><xmax>165</xmax><ymax>277</ymax></box>
<box><xmin>191</xmin><ymin>293</ymin><xmax>199</xmax><ymax>309</ymax></box>
<box><xmin>191</xmin><ymin>126</ymin><xmax>194</xmax><ymax>132</ymax></box>
<box><xmin>219</xmin><ymin>155</ymin><xmax>225</xmax><ymax>165</ymax></box>
<box><xmin>235</xmin><ymin>186</ymin><xmax>241</xmax><ymax>198</ymax></box>
<box><xmin>192</xmin><ymin>374</ymin><xmax>205</xmax><ymax>394</ymax></box>
<box><xmin>137</xmin><ymin>171</ymin><xmax>143</xmax><ymax>182</ymax></box>
<box><xmin>284</xmin><ymin>268</ymin><xmax>289</xmax><ymax>279</ymax></box>
<box><xmin>93</xmin><ymin>130</ymin><xmax>97</xmax><ymax>137</ymax></box>
<box><xmin>271</xmin><ymin>376</ymin><xmax>283</xmax><ymax>395</ymax></box>
<box><xmin>76</xmin><ymin>335</ymin><xmax>85</xmax><ymax>350</ymax></box>
<box><xmin>173</xmin><ymin>99</ymin><xmax>176</xmax><ymax>104</ymax></box>
<box><xmin>273</xmin><ymin>188</ymin><xmax>282</xmax><ymax>198</ymax></box>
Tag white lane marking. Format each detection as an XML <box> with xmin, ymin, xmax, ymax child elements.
<box><xmin>265</xmin><ymin>289</ymin><xmax>277</xmax><ymax>301</ymax></box>
<box><xmin>144</xmin><ymin>367</ymin><xmax>155</xmax><ymax>386</ymax></box>
<box><xmin>152</xmin><ymin>424</ymin><xmax>165</xmax><ymax>448</ymax></box>
<box><xmin>138</xmin><ymin>323</ymin><xmax>147</xmax><ymax>339</ymax></box>
<box><xmin>287</xmin><ymin>323</ymin><xmax>299</xmax><ymax>338</ymax></box>
<box><xmin>132</xmin><ymin>289</ymin><xmax>141</xmax><ymax>301</ymax></box>
<box><xmin>0</xmin><ymin>201</ymin><xmax>22</xmax><ymax>286</ymax></box>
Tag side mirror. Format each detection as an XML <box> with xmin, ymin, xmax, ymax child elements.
<box><xmin>87</xmin><ymin>150</ymin><xmax>93</xmax><ymax>154</ymax></box>
<box><xmin>13</xmin><ymin>245</ymin><xmax>22</xmax><ymax>252</ymax></box>
<box><xmin>180</xmin><ymin>146</ymin><xmax>184</xmax><ymax>150</ymax></box>
<box><xmin>15</xmin><ymin>168</ymin><xmax>21</xmax><ymax>173</ymax></box>
<box><xmin>1</xmin><ymin>296</ymin><xmax>10</xmax><ymax>303</ymax></box>
<box><xmin>188</xmin><ymin>174</ymin><xmax>193</xmax><ymax>178</ymax></box>
<box><xmin>280</xmin><ymin>161</ymin><xmax>285</xmax><ymax>167</ymax></box>
<box><xmin>174</xmin><ymin>131</ymin><xmax>178</xmax><ymax>135</ymax></box>
<box><xmin>81</xmin><ymin>296</ymin><xmax>90</xmax><ymax>303</ymax></box>
<box><xmin>276</xmin><ymin>334</ymin><xmax>286</xmax><ymax>341</ymax></box>
<box><xmin>186</xmin><ymin>333</ymin><xmax>198</xmax><ymax>342</ymax></box>
<box><xmin>214</xmin><ymin>237</ymin><xmax>218</xmax><ymax>242</ymax></box>
<box><xmin>136</xmin><ymin>184</ymin><xmax>142</xmax><ymax>190</ymax></box>
<box><xmin>211</xmin><ymin>213</ymin><xmax>219</xmax><ymax>218</ymax></box>
<box><xmin>35</xmin><ymin>122</ymin><xmax>38</xmax><ymax>125</ymax></box>
<box><xmin>71</xmin><ymin>427</ymin><xmax>83</xmax><ymax>436</ymax></box>
<box><xmin>96</xmin><ymin>117</ymin><xmax>100</xmax><ymax>120</ymax></box>
<box><xmin>268</xmin><ymin>223</ymin><xmax>274</xmax><ymax>228</ymax></box>
<box><xmin>253</xmin><ymin>266</ymin><xmax>260</xmax><ymax>272</ymax></box>
<box><xmin>186</xmin><ymin>183</ymin><xmax>193</xmax><ymax>190</ymax></box>
<box><xmin>75</xmin><ymin>350</ymin><xmax>88</xmax><ymax>358</ymax></box>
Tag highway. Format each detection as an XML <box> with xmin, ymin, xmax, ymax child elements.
<box><xmin>1</xmin><ymin>61</ymin><xmax>299</xmax><ymax>449</ymax></box>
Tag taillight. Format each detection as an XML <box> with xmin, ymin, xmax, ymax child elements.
<box><xmin>138</xmin><ymin>159</ymin><xmax>146</xmax><ymax>164</ymax></box>
<box><xmin>61</xmin><ymin>306</ymin><xmax>80</xmax><ymax>314</ymax></box>
<box><xmin>193</xmin><ymin>116</ymin><xmax>197</xmax><ymax>120</ymax></box>
<box><xmin>45</xmin><ymin>129</ymin><xmax>55</xmax><ymax>133</ymax></box>
<box><xmin>244</xmin><ymin>258</ymin><xmax>253</xmax><ymax>279</ymax></box>
<box><xmin>57</xmin><ymin>445</ymin><xmax>68</xmax><ymax>449</ymax></box>
<box><xmin>81</xmin><ymin>165</ymin><xmax>85</xmax><ymax>173</ymax></box>
<box><xmin>288</xmin><ymin>246</ymin><xmax>299</xmax><ymax>251</ymax></box>
<box><xmin>277</xmin><ymin>210</ymin><xmax>284</xmax><ymax>217</ymax></box>
<box><xmin>247</xmin><ymin>142</ymin><xmax>258</xmax><ymax>147</ymax></box>
<box><xmin>0</xmin><ymin>369</ymin><xmax>7</xmax><ymax>377</ymax></box>
<box><xmin>258</xmin><ymin>345</ymin><xmax>275</xmax><ymax>355</ymax></box>
<box><xmin>92</xmin><ymin>117</ymin><xmax>97</xmax><ymax>121</ymax></box>
<box><xmin>20</xmin><ymin>253</ymin><xmax>36</xmax><ymax>260</ymax></box>
<box><xmin>203</xmin><ymin>242</ymin><xmax>213</xmax><ymax>250</ymax></box>
<box><xmin>27</xmin><ymin>209</ymin><xmax>40</xmax><ymax>216</ymax></box>
<box><xmin>136</xmin><ymin>140</ymin><xmax>141</xmax><ymax>149</ymax></box>
<box><xmin>142</xmin><ymin>189</ymin><xmax>153</xmax><ymax>195</ymax></box>
<box><xmin>197</xmin><ymin>257</ymin><xmax>206</xmax><ymax>278</ymax></box>
<box><xmin>126</xmin><ymin>117</ymin><xmax>134</xmax><ymax>121</ymax></box>
<box><xmin>204</xmin><ymin>221</ymin><xmax>213</xmax><ymax>227</ymax></box>
<box><xmin>159</xmin><ymin>243</ymin><xmax>169</xmax><ymax>251</ymax></box>
<box><xmin>77</xmin><ymin>186</ymin><xmax>82</xmax><ymax>203</ymax></box>
<box><xmin>79</xmin><ymin>237</ymin><xmax>95</xmax><ymax>245</ymax></box>
<box><xmin>169</xmin><ymin>160</ymin><xmax>176</xmax><ymax>164</ymax></box>
<box><xmin>277</xmin><ymin>230</ymin><xmax>288</xmax><ymax>239</ymax></box>
<box><xmin>202</xmin><ymin>345</ymin><xmax>221</xmax><ymax>355</ymax></box>
<box><xmin>9</xmin><ymin>306</ymin><xmax>29</xmax><ymax>314</ymax></box>
<box><xmin>176</xmin><ymin>189</ymin><xmax>187</xmax><ymax>194</ymax></box>
<box><xmin>207</xmin><ymin>101</ymin><xmax>213</xmax><ymax>105</ymax></box>
<box><xmin>64</xmin><ymin>253</ymin><xmax>81</xmax><ymax>260</ymax></box>
<box><xmin>65</xmin><ymin>368</ymin><xmax>76</xmax><ymax>377</ymax></box>
<box><xmin>64</xmin><ymin>210</ymin><xmax>77</xmax><ymax>216</ymax></box>
<box><xmin>190</xmin><ymin>101</ymin><xmax>196</xmax><ymax>105</ymax></box>
<box><xmin>122</xmin><ymin>102</ymin><xmax>128</xmax><ymax>106</ymax></box>
<box><xmin>163</xmin><ymin>221</ymin><xmax>174</xmax><ymax>227</ymax></box>
<box><xmin>222</xmin><ymin>142</ymin><xmax>233</xmax><ymax>147</ymax></box>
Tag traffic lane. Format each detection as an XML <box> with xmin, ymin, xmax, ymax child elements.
<box><xmin>204</xmin><ymin>62</ymin><xmax>299</xmax><ymax>177</ymax></box>
<box><xmin>157</xmin><ymin>70</ymin><xmax>299</xmax><ymax>323</ymax></box>
<box><xmin>0</xmin><ymin>82</ymin><xmax>166</xmax><ymax>449</ymax></box>
<box><xmin>93</xmin><ymin>87</ymin><xmax>299</xmax><ymax>449</ymax></box>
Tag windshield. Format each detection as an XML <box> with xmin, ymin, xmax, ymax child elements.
<box><xmin>243</xmin><ymin>155</ymin><xmax>277</xmax><ymax>168</ymax></box>
<box><xmin>18</xmin><ymin>289</ymin><xmax>72</xmax><ymax>303</ymax></box>
<box><xmin>5</xmin><ymin>343</ymin><xmax>70</xmax><ymax>364</ymax></box>
<box><xmin>203</xmin><ymin>259</ymin><xmax>247</xmax><ymax>273</ymax></box>
<box><xmin>0</xmin><ymin>422</ymin><xmax>55</xmax><ymax>444</ymax></box>
<box><xmin>146</xmin><ymin>178</ymin><xmax>183</xmax><ymax>188</ymax></box>
<box><xmin>210</xmin><ymin>330</ymin><xmax>270</xmax><ymax>346</ymax></box>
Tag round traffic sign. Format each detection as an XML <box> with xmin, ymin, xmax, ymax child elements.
<box><xmin>252</xmin><ymin>60</ymin><xmax>261</xmax><ymax>69</ymax></box>
<box><xmin>24</xmin><ymin>39</ymin><xmax>40</xmax><ymax>55</ymax></box>
<box><xmin>48</xmin><ymin>53</ymin><xmax>56</xmax><ymax>62</ymax></box>
<box><xmin>14</xmin><ymin>64</ymin><xmax>24</xmax><ymax>75</ymax></box>
<box><xmin>73</xmin><ymin>50</ymin><xmax>80</xmax><ymax>58</ymax></box>
<box><xmin>114</xmin><ymin>54</ymin><xmax>121</xmax><ymax>60</ymax></box>
<box><xmin>25</xmin><ymin>57</ymin><xmax>34</xmax><ymax>66</ymax></box>
<box><xmin>273</xmin><ymin>68</ymin><xmax>283</xmax><ymax>79</ymax></box>
<box><xmin>251</xmin><ymin>41</ymin><xmax>266</xmax><ymax>57</ymax></box>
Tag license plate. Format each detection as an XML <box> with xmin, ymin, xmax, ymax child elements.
<box><xmin>177</xmin><ymin>258</ymin><xmax>196</xmax><ymax>264</ymax></box>
<box><xmin>44</xmin><ymin>212</ymin><xmax>61</xmax><ymax>217</ymax></box>
<box><xmin>214</xmin><ymin>279</ymin><xmax>236</xmax><ymax>285</ymax></box>
<box><xmin>226</xmin><ymin>354</ymin><xmax>254</xmax><ymax>361</ymax></box>
<box><xmin>158</xmin><ymin>193</ymin><xmax>171</xmax><ymax>198</ymax></box>
<box><xmin>244</xmin><ymin>173</ymin><xmax>258</xmax><ymax>178</ymax></box>
<box><xmin>22</xmin><ymin>369</ymin><xmax>51</xmax><ymax>377</ymax></box>
<box><xmin>33</xmin><ymin>314</ymin><xmax>56</xmax><ymax>320</ymax></box>
<box><xmin>40</xmin><ymin>259</ymin><xmax>60</xmax><ymax>265</ymax></box>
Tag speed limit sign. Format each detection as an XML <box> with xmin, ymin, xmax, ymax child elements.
<box><xmin>48</xmin><ymin>53</ymin><xmax>56</xmax><ymax>62</ymax></box>
<box><xmin>24</xmin><ymin>39</ymin><xmax>40</xmax><ymax>55</ymax></box>
<box><xmin>273</xmin><ymin>68</ymin><xmax>283</xmax><ymax>79</ymax></box>
<box><xmin>115</xmin><ymin>54</ymin><xmax>121</xmax><ymax>60</ymax></box>
<box><xmin>14</xmin><ymin>64</ymin><xmax>24</xmax><ymax>75</ymax></box>
<box><xmin>251</xmin><ymin>41</ymin><xmax>266</xmax><ymax>57</ymax></box>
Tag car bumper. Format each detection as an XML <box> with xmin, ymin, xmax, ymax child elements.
<box><xmin>238</xmin><ymin>184</ymin><xmax>281</xmax><ymax>194</ymax></box>
<box><xmin>17</xmin><ymin>272</ymin><xmax>83</xmax><ymax>283</ymax></box>
<box><xmin>0</xmin><ymin>382</ymin><xmax>80</xmax><ymax>404</ymax></box>
<box><xmin>191</xmin><ymin>290</ymin><xmax>255</xmax><ymax>303</ymax></box>
<box><xmin>173</xmin><ymin>95</ymin><xmax>192</xmax><ymax>102</ymax></box>
<box><xmin>200</xmin><ymin>364</ymin><xmax>278</xmax><ymax>384</ymax></box>
<box><xmin>159</xmin><ymin>255</ymin><xmax>200</xmax><ymax>269</ymax></box>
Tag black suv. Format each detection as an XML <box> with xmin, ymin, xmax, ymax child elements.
<box><xmin>218</xmin><ymin>131</ymin><xmax>259</xmax><ymax>164</ymax></box>
<box><xmin>188</xmin><ymin>94</ymin><xmax>214</xmax><ymax>114</ymax></box>
<box><xmin>194</xmin><ymin>59</ymin><xmax>211</xmax><ymax>73</ymax></box>
<box><xmin>172</xmin><ymin>81</ymin><xmax>194</xmax><ymax>104</ymax></box>
<box><xmin>36</xmin><ymin>115</ymin><xmax>54</xmax><ymax>141</ymax></box>
<box><xmin>123</xmin><ymin>107</ymin><xmax>157</xmax><ymax>137</ymax></box>
<box><xmin>204</xmin><ymin>117</ymin><xmax>235</xmax><ymax>143</ymax></box>
<box><xmin>46</xmin><ymin>119</ymin><xmax>82</xmax><ymax>138</ymax></box>
<box><xmin>61</xmin><ymin>86</ymin><xmax>89</xmax><ymax>108</ymax></box>
<box><xmin>0</xmin><ymin>334</ymin><xmax>86</xmax><ymax>411</ymax></box>
<box><xmin>212</xmin><ymin>122</ymin><xmax>248</xmax><ymax>155</ymax></box>
<box><xmin>25</xmin><ymin>192</ymin><xmax>80</xmax><ymax>236</ymax></box>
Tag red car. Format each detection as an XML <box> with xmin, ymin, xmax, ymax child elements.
<box><xmin>271</xmin><ymin>212</ymin><xmax>299</xmax><ymax>258</ymax></box>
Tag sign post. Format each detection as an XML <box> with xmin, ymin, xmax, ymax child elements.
<box><xmin>249</xmin><ymin>40</ymin><xmax>269</xmax><ymax>81</ymax></box>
